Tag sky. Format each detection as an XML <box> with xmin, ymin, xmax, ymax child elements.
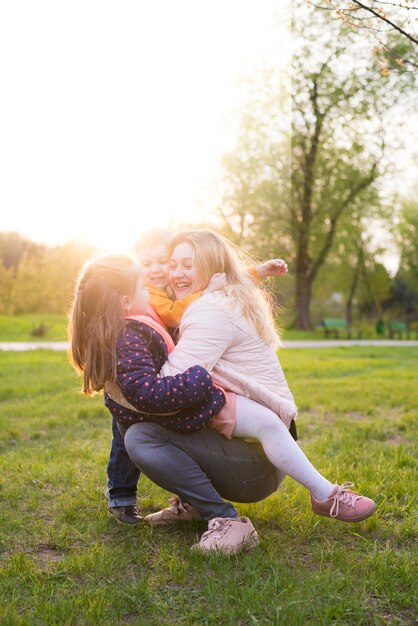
<box><xmin>0</xmin><ymin>1</ymin><xmax>290</xmax><ymax>253</ymax></box>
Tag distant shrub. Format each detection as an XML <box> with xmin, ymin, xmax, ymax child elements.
<box><xmin>30</xmin><ymin>322</ymin><xmax>48</xmax><ymax>337</ymax></box>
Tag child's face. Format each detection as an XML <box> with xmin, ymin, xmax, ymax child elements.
<box><xmin>137</xmin><ymin>243</ymin><xmax>170</xmax><ymax>289</ymax></box>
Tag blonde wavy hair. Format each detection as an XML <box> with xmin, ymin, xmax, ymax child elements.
<box><xmin>68</xmin><ymin>254</ymin><xmax>140</xmax><ymax>396</ymax></box>
<box><xmin>170</xmin><ymin>230</ymin><xmax>281</xmax><ymax>347</ymax></box>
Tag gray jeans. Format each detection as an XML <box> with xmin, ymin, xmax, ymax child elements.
<box><xmin>123</xmin><ymin>422</ymin><xmax>285</xmax><ymax>520</ymax></box>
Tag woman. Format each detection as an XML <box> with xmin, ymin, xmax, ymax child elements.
<box><xmin>122</xmin><ymin>230</ymin><xmax>376</xmax><ymax>554</ymax></box>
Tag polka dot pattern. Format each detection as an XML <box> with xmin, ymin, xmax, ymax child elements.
<box><xmin>104</xmin><ymin>319</ymin><xmax>226</xmax><ymax>432</ymax></box>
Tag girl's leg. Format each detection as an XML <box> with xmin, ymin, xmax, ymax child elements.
<box><xmin>107</xmin><ymin>417</ymin><xmax>140</xmax><ymax>508</ymax></box>
<box><xmin>233</xmin><ymin>396</ymin><xmax>334</xmax><ymax>501</ymax></box>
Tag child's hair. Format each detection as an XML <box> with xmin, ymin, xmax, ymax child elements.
<box><xmin>68</xmin><ymin>254</ymin><xmax>140</xmax><ymax>396</ymax></box>
<box><xmin>134</xmin><ymin>228</ymin><xmax>173</xmax><ymax>255</ymax></box>
<box><xmin>169</xmin><ymin>229</ymin><xmax>281</xmax><ymax>347</ymax></box>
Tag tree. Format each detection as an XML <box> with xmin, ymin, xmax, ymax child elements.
<box><xmin>395</xmin><ymin>198</ymin><xmax>418</xmax><ymax>290</ymax></box>
<box><xmin>217</xmin><ymin>2</ymin><xmax>416</xmax><ymax>328</ymax></box>
<box><xmin>6</xmin><ymin>240</ymin><xmax>95</xmax><ymax>314</ymax></box>
<box><xmin>387</xmin><ymin>197</ymin><xmax>418</xmax><ymax>320</ymax></box>
<box><xmin>0</xmin><ymin>263</ymin><xmax>15</xmax><ymax>314</ymax></box>
<box><xmin>311</xmin><ymin>0</ymin><xmax>418</xmax><ymax>71</ymax></box>
<box><xmin>0</xmin><ymin>231</ymin><xmax>43</xmax><ymax>270</ymax></box>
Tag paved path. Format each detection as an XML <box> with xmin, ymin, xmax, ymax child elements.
<box><xmin>1</xmin><ymin>340</ymin><xmax>417</xmax><ymax>351</ymax></box>
<box><xmin>282</xmin><ymin>340</ymin><xmax>418</xmax><ymax>348</ymax></box>
<box><xmin>0</xmin><ymin>342</ymin><xmax>69</xmax><ymax>351</ymax></box>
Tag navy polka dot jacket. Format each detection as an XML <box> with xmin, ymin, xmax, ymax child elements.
<box><xmin>104</xmin><ymin>318</ymin><xmax>226</xmax><ymax>433</ymax></box>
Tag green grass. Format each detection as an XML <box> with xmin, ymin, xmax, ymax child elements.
<box><xmin>0</xmin><ymin>348</ymin><xmax>417</xmax><ymax>625</ymax></box>
<box><xmin>0</xmin><ymin>314</ymin><xmax>68</xmax><ymax>341</ymax></box>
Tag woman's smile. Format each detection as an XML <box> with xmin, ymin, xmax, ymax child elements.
<box><xmin>172</xmin><ymin>279</ymin><xmax>192</xmax><ymax>295</ymax></box>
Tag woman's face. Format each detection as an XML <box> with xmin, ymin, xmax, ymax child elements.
<box><xmin>169</xmin><ymin>242</ymin><xmax>206</xmax><ymax>300</ymax></box>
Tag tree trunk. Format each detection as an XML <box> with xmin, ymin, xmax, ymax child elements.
<box><xmin>295</xmin><ymin>274</ymin><xmax>312</xmax><ymax>329</ymax></box>
<box><xmin>346</xmin><ymin>247</ymin><xmax>363</xmax><ymax>324</ymax></box>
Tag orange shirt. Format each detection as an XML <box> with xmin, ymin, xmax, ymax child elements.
<box><xmin>147</xmin><ymin>286</ymin><xmax>202</xmax><ymax>327</ymax></box>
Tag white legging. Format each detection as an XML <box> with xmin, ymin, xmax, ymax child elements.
<box><xmin>233</xmin><ymin>395</ymin><xmax>334</xmax><ymax>501</ymax></box>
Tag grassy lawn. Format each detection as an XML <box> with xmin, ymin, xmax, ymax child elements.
<box><xmin>0</xmin><ymin>315</ymin><xmax>68</xmax><ymax>342</ymax></box>
<box><xmin>0</xmin><ymin>347</ymin><xmax>417</xmax><ymax>625</ymax></box>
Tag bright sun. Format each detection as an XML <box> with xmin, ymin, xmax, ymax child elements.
<box><xmin>0</xmin><ymin>1</ymin><xmax>290</xmax><ymax>252</ymax></box>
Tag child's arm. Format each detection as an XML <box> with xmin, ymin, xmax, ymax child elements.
<box><xmin>148</xmin><ymin>286</ymin><xmax>201</xmax><ymax>327</ymax></box>
<box><xmin>114</xmin><ymin>320</ymin><xmax>221</xmax><ymax>414</ymax></box>
<box><xmin>255</xmin><ymin>259</ymin><xmax>288</xmax><ymax>279</ymax></box>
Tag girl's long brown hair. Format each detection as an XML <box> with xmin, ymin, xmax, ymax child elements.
<box><xmin>68</xmin><ymin>254</ymin><xmax>139</xmax><ymax>396</ymax></box>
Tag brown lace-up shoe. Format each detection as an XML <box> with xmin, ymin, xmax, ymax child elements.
<box><xmin>108</xmin><ymin>505</ymin><xmax>142</xmax><ymax>525</ymax></box>
<box><xmin>144</xmin><ymin>496</ymin><xmax>202</xmax><ymax>525</ymax></box>
<box><xmin>192</xmin><ymin>516</ymin><xmax>260</xmax><ymax>555</ymax></box>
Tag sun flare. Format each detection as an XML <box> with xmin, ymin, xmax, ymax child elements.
<box><xmin>0</xmin><ymin>1</ymin><xmax>290</xmax><ymax>252</ymax></box>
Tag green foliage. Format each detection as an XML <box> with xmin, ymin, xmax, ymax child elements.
<box><xmin>0</xmin><ymin>348</ymin><xmax>417</xmax><ymax>624</ymax></box>
<box><xmin>396</xmin><ymin>198</ymin><xmax>418</xmax><ymax>289</ymax></box>
<box><xmin>217</xmin><ymin>2</ymin><xmax>417</xmax><ymax>329</ymax></box>
<box><xmin>0</xmin><ymin>231</ymin><xmax>43</xmax><ymax>269</ymax></box>
<box><xmin>0</xmin><ymin>241</ymin><xmax>96</xmax><ymax>315</ymax></box>
<box><xmin>0</xmin><ymin>263</ymin><xmax>15</xmax><ymax>315</ymax></box>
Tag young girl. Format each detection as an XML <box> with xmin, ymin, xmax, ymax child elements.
<box><xmin>68</xmin><ymin>254</ymin><xmax>226</xmax><ymax>441</ymax></box>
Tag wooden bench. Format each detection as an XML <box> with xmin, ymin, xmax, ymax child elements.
<box><xmin>322</xmin><ymin>318</ymin><xmax>360</xmax><ymax>339</ymax></box>
<box><xmin>388</xmin><ymin>320</ymin><xmax>410</xmax><ymax>339</ymax></box>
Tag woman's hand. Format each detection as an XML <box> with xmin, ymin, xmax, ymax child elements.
<box><xmin>203</xmin><ymin>272</ymin><xmax>227</xmax><ymax>294</ymax></box>
<box><xmin>256</xmin><ymin>259</ymin><xmax>288</xmax><ymax>279</ymax></box>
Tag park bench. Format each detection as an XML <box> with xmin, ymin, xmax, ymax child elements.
<box><xmin>322</xmin><ymin>318</ymin><xmax>360</xmax><ymax>339</ymax></box>
<box><xmin>388</xmin><ymin>320</ymin><xmax>412</xmax><ymax>339</ymax></box>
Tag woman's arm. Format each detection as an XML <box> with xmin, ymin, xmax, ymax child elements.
<box><xmin>160</xmin><ymin>298</ymin><xmax>232</xmax><ymax>376</ymax></box>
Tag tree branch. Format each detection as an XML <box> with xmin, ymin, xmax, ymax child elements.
<box><xmin>309</xmin><ymin>163</ymin><xmax>379</xmax><ymax>281</ymax></box>
<box><xmin>349</xmin><ymin>1</ymin><xmax>418</xmax><ymax>46</ymax></box>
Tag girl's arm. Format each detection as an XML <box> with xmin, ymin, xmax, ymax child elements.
<box><xmin>115</xmin><ymin>320</ymin><xmax>218</xmax><ymax>414</ymax></box>
<box><xmin>104</xmin><ymin>391</ymin><xmax>224</xmax><ymax>433</ymax></box>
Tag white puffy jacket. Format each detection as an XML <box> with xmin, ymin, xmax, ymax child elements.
<box><xmin>160</xmin><ymin>292</ymin><xmax>298</xmax><ymax>428</ymax></box>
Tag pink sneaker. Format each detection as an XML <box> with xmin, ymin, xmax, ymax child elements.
<box><xmin>144</xmin><ymin>496</ymin><xmax>202</xmax><ymax>525</ymax></box>
<box><xmin>192</xmin><ymin>516</ymin><xmax>260</xmax><ymax>555</ymax></box>
<box><xmin>311</xmin><ymin>482</ymin><xmax>376</xmax><ymax>522</ymax></box>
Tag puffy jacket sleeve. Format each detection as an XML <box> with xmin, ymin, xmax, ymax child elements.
<box><xmin>116</xmin><ymin>321</ymin><xmax>217</xmax><ymax>413</ymax></box>
<box><xmin>160</xmin><ymin>298</ymin><xmax>232</xmax><ymax>376</ymax></box>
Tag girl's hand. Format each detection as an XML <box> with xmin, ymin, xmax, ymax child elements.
<box><xmin>256</xmin><ymin>259</ymin><xmax>288</xmax><ymax>279</ymax></box>
<box><xmin>204</xmin><ymin>272</ymin><xmax>227</xmax><ymax>294</ymax></box>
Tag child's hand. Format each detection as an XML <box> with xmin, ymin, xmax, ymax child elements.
<box><xmin>204</xmin><ymin>272</ymin><xmax>227</xmax><ymax>294</ymax></box>
<box><xmin>256</xmin><ymin>259</ymin><xmax>288</xmax><ymax>279</ymax></box>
